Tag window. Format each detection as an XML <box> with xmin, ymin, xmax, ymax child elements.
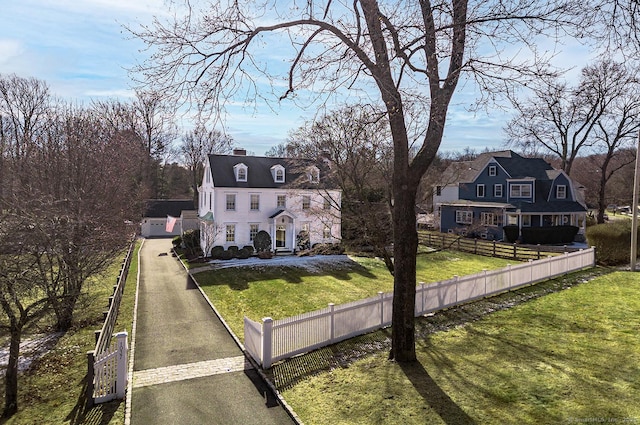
<box><xmin>209</xmin><ymin>193</ymin><xmax>212</xmax><ymax>210</ymax></box>
<box><xmin>249</xmin><ymin>224</ymin><xmax>259</xmax><ymax>241</ymax></box>
<box><xmin>477</xmin><ymin>184</ymin><xmax>485</xmax><ymax>198</ymax></box>
<box><xmin>323</xmin><ymin>197</ymin><xmax>331</xmax><ymax>210</ymax></box>
<box><xmin>522</xmin><ymin>215</ymin><xmax>531</xmax><ymax>227</ymax></box>
<box><xmin>277</xmin><ymin>195</ymin><xmax>286</xmax><ymax>208</ymax></box>
<box><xmin>556</xmin><ymin>185</ymin><xmax>567</xmax><ymax>199</ymax></box>
<box><xmin>250</xmin><ymin>194</ymin><xmax>260</xmax><ymax>210</ymax></box>
<box><xmin>481</xmin><ymin>212</ymin><xmax>497</xmax><ymax>226</ymax></box>
<box><xmin>436</xmin><ymin>186</ymin><xmax>442</xmax><ymax>196</ymax></box>
<box><xmin>302</xmin><ymin>195</ymin><xmax>311</xmax><ymax>210</ymax></box>
<box><xmin>275</xmin><ymin>169</ymin><xmax>284</xmax><ymax>182</ymax></box>
<box><xmin>488</xmin><ymin>165</ymin><xmax>497</xmax><ymax>176</ymax></box>
<box><xmin>510</xmin><ymin>184</ymin><xmax>532</xmax><ymax>198</ymax></box>
<box><xmin>225</xmin><ymin>194</ymin><xmax>236</xmax><ymax>210</ymax></box>
<box><xmin>237</xmin><ymin>167</ymin><xmax>247</xmax><ymax>181</ymax></box>
<box><xmin>323</xmin><ymin>226</ymin><xmax>331</xmax><ymax>239</ymax></box>
<box><xmin>226</xmin><ymin>225</ymin><xmax>236</xmax><ymax>242</ymax></box>
<box><xmin>455</xmin><ymin>210</ymin><xmax>473</xmax><ymax>224</ymax></box>
<box><xmin>494</xmin><ymin>184</ymin><xmax>503</xmax><ymax>197</ymax></box>
<box><xmin>301</xmin><ymin>222</ymin><xmax>310</xmax><ymax>232</ymax></box>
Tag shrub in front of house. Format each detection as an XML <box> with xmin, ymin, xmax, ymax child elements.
<box><xmin>220</xmin><ymin>250</ymin><xmax>233</xmax><ymax>260</ymax></box>
<box><xmin>242</xmin><ymin>245</ymin><xmax>254</xmax><ymax>256</ymax></box>
<box><xmin>521</xmin><ymin>225</ymin><xmax>578</xmax><ymax>245</ymax></box>
<box><xmin>587</xmin><ymin>221</ymin><xmax>638</xmax><ymax>265</ymax></box>
<box><xmin>237</xmin><ymin>247</ymin><xmax>250</xmax><ymax>259</ymax></box>
<box><xmin>211</xmin><ymin>246</ymin><xmax>225</xmax><ymax>259</ymax></box>
<box><xmin>311</xmin><ymin>243</ymin><xmax>344</xmax><ymax>255</ymax></box>
<box><xmin>227</xmin><ymin>245</ymin><xmax>239</xmax><ymax>258</ymax></box>
<box><xmin>503</xmin><ymin>225</ymin><xmax>519</xmax><ymax>243</ymax></box>
<box><xmin>182</xmin><ymin>229</ymin><xmax>201</xmax><ymax>256</ymax></box>
<box><xmin>172</xmin><ymin>236</ymin><xmax>182</xmax><ymax>247</ymax></box>
<box><xmin>253</xmin><ymin>230</ymin><xmax>272</xmax><ymax>253</ymax></box>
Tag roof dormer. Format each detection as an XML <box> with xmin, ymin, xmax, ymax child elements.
<box><xmin>307</xmin><ymin>166</ymin><xmax>320</xmax><ymax>183</ymax></box>
<box><xmin>271</xmin><ymin>164</ymin><xmax>285</xmax><ymax>183</ymax></box>
<box><xmin>233</xmin><ymin>163</ymin><xmax>248</xmax><ymax>182</ymax></box>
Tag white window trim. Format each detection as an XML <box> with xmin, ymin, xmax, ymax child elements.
<box><xmin>302</xmin><ymin>195</ymin><xmax>311</xmax><ymax>210</ymax></box>
<box><xmin>225</xmin><ymin>193</ymin><xmax>236</xmax><ymax>211</ymax></box>
<box><xmin>250</xmin><ymin>194</ymin><xmax>260</xmax><ymax>211</ymax></box>
<box><xmin>477</xmin><ymin>184</ymin><xmax>485</xmax><ymax>198</ymax></box>
<box><xmin>556</xmin><ymin>185</ymin><xmax>567</xmax><ymax>199</ymax></box>
<box><xmin>494</xmin><ymin>184</ymin><xmax>503</xmax><ymax>197</ymax></box>
<box><xmin>455</xmin><ymin>210</ymin><xmax>473</xmax><ymax>224</ymax></box>
<box><xmin>226</xmin><ymin>224</ymin><xmax>236</xmax><ymax>242</ymax></box>
<box><xmin>510</xmin><ymin>183</ymin><xmax>532</xmax><ymax>198</ymax></box>
<box><xmin>488</xmin><ymin>165</ymin><xmax>497</xmax><ymax>176</ymax></box>
<box><xmin>277</xmin><ymin>194</ymin><xmax>286</xmax><ymax>208</ymax></box>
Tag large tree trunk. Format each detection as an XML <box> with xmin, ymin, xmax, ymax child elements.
<box><xmin>390</xmin><ymin>184</ymin><xmax>419</xmax><ymax>362</ymax></box>
<box><xmin>3</xmin><ymin>328</ymin><xmax>21</xmax><ymax>418</ymax></box>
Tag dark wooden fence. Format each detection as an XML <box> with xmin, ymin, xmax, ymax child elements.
<box><xmin>419</xmin><ymin>231</ymin><xmax>582</xmax><ymax>261</ymax></box>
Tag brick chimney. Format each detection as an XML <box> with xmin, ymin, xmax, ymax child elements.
<box><xmin>233</xmin><ymin>148</ymin><xmax>247</xmax><ymax>156</ymax></box>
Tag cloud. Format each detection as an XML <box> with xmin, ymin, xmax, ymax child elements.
<box><xmin>0</xmin><ymin>39</ymin><xmax>23</xmax><ymax>67</ymax></box>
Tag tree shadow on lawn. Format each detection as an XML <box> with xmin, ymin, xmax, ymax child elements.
<box><xmin>197</xmin><ymin>256</ymin><xmax>378</xmax><ymax>290</ymax></box>
<box><xmin>398</xmin><ymin>360</ymin><xmax>476</xmax><ymax>425</ymax></box>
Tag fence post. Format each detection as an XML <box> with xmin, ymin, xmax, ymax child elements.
<box><xmin>537</xmin><ymin>244</ymin><xmax>541</xmax><ymax>260</ymax></box>
<box><xmin>262</xmin><ymin>317</ymin><xmax>273</xmax><ymax>369</ymax></box>
<box><xmin>507</xmin><ymin>264</ymin><xmax>512</xmax><ymax>290</ymax></box>
<box><xmin>483</xmin><ymin>269</ymin><xmax>487</xmax><ymax>296</ymax></box>
<box><xmin>529</xmin><ymin>259</ymin><xmax>533</xmax><ymax>283</ymax></box>
<box><xmin>564</xmin><ymin>251</ymin><xmax>569</xmax><ymax>275</ymax></box>
<box><xmin>513</xmin><ymin>243</ymin><xmax>517</xmax><ymax>259</ymax></box>
<box><xmin>328</xmin><ymin>304</ymin><xmax>335</xmax><ymax>342</ymax></box>
<box><xmin>453</xmin><ymin>275</ymin><xmax>459</xmax><ymax>305</ymax></box>
<box><xmin>378</xmin><ymin>292</ymin><xmax>384</xmax><ymax>325</ymax></box>
<box><xmin>86</xmin><ymin>350</ymin><xmax>95</xmax><ymax>408</ymax></box>
<box><xmin>115</xmin><ymin>331</ymin><xmax>128</xmax><ymax>399</ymax></box>
<box><xmin>419</xmin><ymin>283</ymin><xmax>425</xmax><ymax>315</ymax></box>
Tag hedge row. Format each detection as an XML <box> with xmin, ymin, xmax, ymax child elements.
<box><xmin>587</xmin><ymin>220</ymin><xmax>640</xmax><ymax>266</ymax></box>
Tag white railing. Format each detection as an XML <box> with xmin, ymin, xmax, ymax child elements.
<box><xmin>244</xmin><ymin>248</ymin><xmax>595</xmax><ymax>368</ymax></box>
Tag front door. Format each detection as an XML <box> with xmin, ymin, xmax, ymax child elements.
<box><xmin>276</xmin><ymin>224</ymin><xmax>286</xmax><ymax>248</ymax></box>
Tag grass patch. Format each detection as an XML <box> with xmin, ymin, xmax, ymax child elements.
<box><xmin>280</xmin><ymin>270</ymin><xmax>640</xmax><ymax>424</ymax></box>
<box><xmin>0</xmin><ymin>241</ymin><xmax>140</xmax><ymax>424</ymax></box>
<box><xmin>195</xmin><ymin>251</ymin><xmax>514</xmax><ymax>339</ymax></box>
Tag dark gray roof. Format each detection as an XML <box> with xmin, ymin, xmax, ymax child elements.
<box><xmin>494</xmin><ymin>152</ymin><xmax>553</xmax><ymax>180</ymax></box>
<box><xmin>511</xmin><ymin>200</ymin><xmax>587</xmax><ymax>213</ymax></box>
<box><xmin>144</xmin><ymin>199</ymin><xmax>195</xmax><ymax>218</ymax></box>
<box><xmin>208</xmin><ymin>154</ymin><xmax>337</xmax><ymax>189</ymax></box>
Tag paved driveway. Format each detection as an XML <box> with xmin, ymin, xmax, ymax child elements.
<box><xmin>129</xmin><ymin>238</ymin><xmax>294</xmax><ymax>425</ymax></box>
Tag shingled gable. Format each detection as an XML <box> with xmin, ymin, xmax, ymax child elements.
<box><xmin>207</xmin><ymin>154</ymin><xmax>334</xmax><ymax>189</ymax></box>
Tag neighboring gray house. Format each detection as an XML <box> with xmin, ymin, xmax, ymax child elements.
<box><xmin>434</xmin><ymin>151</ymin><xmax>587</xmax><ymax>242</ymax></box>
<box><xmin>140</xmin><ymin>199</ymin><xmax>197</xmax><ymax>238</ymax></box>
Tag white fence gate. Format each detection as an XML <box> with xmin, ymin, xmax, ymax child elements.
<box><xmin>245</xmin><ymin>248</ymin><xmax>595</xmax><ymax>368</ymax></box>
<box><xmin>91</xmin><ymin>331</ymin><xmax>128</xmax><ymax>404</ymax></box>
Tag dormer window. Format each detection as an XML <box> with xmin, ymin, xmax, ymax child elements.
<box><xmin>271</xmin><ymin>164</ymin><xmax>285</xmax><ymax>183</ymax></box>
<box><xmin>488</xmin><ymin>165</ymin><xmax>497</xmax><ymax>176</ymax></box>
<box><xmin>233</xmin><ymin>163</ymin><xmax>248</xmax><ymax>182</ymax></box>
<box><xmin>308</xmin><ymin>166</ymin><xmax>320</xmax><ymax>183</ymax></box>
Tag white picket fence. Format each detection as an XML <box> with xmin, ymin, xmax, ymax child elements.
<box><xmin>244</xmin><ymin>248</ymin><xmax>595</xmax><ymax>368</ymax></box>
<box><xmin>91</xmin><ymin>331</ymin><xmax>128</xmax><ymax>404</ymax></box>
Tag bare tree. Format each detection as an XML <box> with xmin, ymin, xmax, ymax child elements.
<box><xmin>132</xmin><ymin>0</ymin><xmax>588</xmax><ymax>362</ymax></box>
<box><xmin>180</xmin><ymin>123</ymin><xmax>233</xmax><ymax>207</ymax></box>
<box><xmin>507</xmin><ymin>59</ymin><xmax>640</xmax><ymax>222</ymax></box>
<box><xmin>0</xmin><ymin>209</ymin><xmax>54</xmax><ymax>418</ymax></box>
<box><xmin>286</xmin><ymin>104</ymin><xmax>395</xmax><ymax>270</ymax></box>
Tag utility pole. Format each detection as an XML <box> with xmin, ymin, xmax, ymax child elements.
<box><xmin>631</xmin><ymin>130</ymin><xmax>640</xmax><ymax>271</ymax></box>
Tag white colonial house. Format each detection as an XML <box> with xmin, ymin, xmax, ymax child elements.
<box><xmin>198</xmin><ymin>150</ymin><xmax>342</xmax><ymax>256</ymax></box>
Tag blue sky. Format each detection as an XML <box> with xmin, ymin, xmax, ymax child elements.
<box><xmin>0</xmin><ymin>0</ymin><xmax>596</xmax><ymax>156</ymax></box>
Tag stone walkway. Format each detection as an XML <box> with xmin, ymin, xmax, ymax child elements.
<box><xmin>133</xmin><ymin>356</ymin><xmax>252</xmax><ymax>388</ymax></box>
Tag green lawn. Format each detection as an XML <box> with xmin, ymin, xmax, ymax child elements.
<box><xmin>281</xmin><ymin>271</ymin><xmax>640</xmax><ymax>424</ymax></box>
<box><xmin>195</xmin><ymin>251</ymin><xmax>514</xmax><ymax>339</ymax></box>
<box><xmin>0</xmin><ymin>242</ymin><xmax>140</xmax><ymax>425</ymax></box>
